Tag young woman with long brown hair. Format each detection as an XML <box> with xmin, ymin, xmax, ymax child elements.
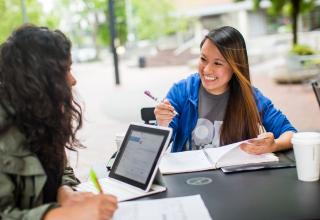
<box><xmin>0</xmin><ymin>24</ymin><xmax>117</xmax><ymax>220</ymax></box>
<box><xmin>154</xmin><ymin>26</ymin><xmax>296</xmax><ymax>154</ymax></box>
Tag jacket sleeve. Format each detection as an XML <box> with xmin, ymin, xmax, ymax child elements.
<box><xmin>61</xmin><ymin>166</ymin><xmax>80</xmax><ymax>187</ymax></box>
<box><xmin>166</xmin><ymin>84</ymin><xmax>180</xmax><ymax>141</ymax></box>
<box><xmin>166</xmin><ymin>80</ymin><xmax>188</xmax><ymax>144</ymax></box>
<box><xmin>255</xmin><ymin>88</ymin><xmax>297</xmax><ymax>138</ymax></box>
<box><xmin>0</xmin><ymin>172</ymin><xmax>58</xmax><ymax>220</ymax></box>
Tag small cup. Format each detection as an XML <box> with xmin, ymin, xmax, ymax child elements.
<box><xmin>291</xmin><ymin>132</ymin><xmax>320</xmax><ymax>182</ymax></box>
<box><xmin>115</xmin><ymin>133</ymin><xmax>125</xmax><ymax>151</ymax></box>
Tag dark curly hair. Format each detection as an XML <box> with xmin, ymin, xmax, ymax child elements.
<box><xmin>0</xmin><ymin>24</ymin><xmax>83</xmax><ymax>202</ymax></box>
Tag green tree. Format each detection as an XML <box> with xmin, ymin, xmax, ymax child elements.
<box><xmin>237</xmin><ymin>0</ymin><xmax>316</xmax><ymax>45</ymax></box>
<box><xmin>105</xmin><ymin>0</ymin><xmax>127</xmax><ymax>45</ymax></box>
<box><xmin>131</xmin><ymin>0</ymin><xmax>174</xmax><ymax>40</ymax></box>
<box><xmin>57</xmin><ymin>0</ymin><xmax>190</xmax><ymax>58</ymax></box>
<box><xmin>131</xmin><ymin>0</ymin><xmax>188</xmax><ymax>40</ymax></box>
<box><xmin>60</xmin><ymin>0</ymin><xmax>127</xmax><ymax>59</ymax></box>
<box><xmin>0</xmin><ymin>0</ymin><xmax>59</xmax><ymax>43</ymax></box>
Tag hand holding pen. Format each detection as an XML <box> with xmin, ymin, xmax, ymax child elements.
<box><xmin>47</xmin><ymin>169</ymin><xmax>118</xmax><ymax>220</ymax></box>
<box><xmin>144</xmin><ymin>90</ymin><xmax>178</xmax><ymax>127</ymax></box>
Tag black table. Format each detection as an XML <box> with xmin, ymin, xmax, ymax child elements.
<box><xmin>141</xmin><ymin>168</ymin><xmax>320</xmax><ymax>220</ymax></box>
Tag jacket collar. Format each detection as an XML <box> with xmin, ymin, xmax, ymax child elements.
<box><xmin>187</xmin><ymin>73</ymin><xmax>201</xmax><ymax>107</ymax></box>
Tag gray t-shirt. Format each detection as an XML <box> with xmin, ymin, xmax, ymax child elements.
<box><xmin>189</xmin><ymin>85</ymin><xmax>230</xmax><ymax>150</ymax></box>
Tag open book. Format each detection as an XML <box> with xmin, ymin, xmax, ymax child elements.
<box><xmin>159</xmin><ymin>141</ymin><xmax>279</xmax><ymax>174</ymax></box>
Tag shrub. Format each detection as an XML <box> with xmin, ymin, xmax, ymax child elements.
<box><xmin>290</xmin><ymin>44</ymin><xmax>315</xmax><ymax>55</ymax></box>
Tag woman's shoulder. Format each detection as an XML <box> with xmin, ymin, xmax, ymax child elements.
<box><xmin>0</xmin><ymin>106</ymin><xmax>30</xmax><ymax>157</ymax></box>
<box><xmin>252</xmin><ymin>87</ymin><xmax>262</xmax><ymax>96</ymax></box>
<box><xmin>0</xmin><ymin>104</ymin><xmax>10</xmax><ymax>130</ymax></box>
<box><xmin>252</xmin><ymin>87</ymin><xmax>270</xmax><ymax>100</ymax></box>
<box><xmin>173</xmin><ymin>73</ymin><xmax>200</xmax><ymax>86</ymax></box>
<box><xmin>252</xmin><ymin>87</ymin><xmax>273</xmax><ymax>111</ymax></box>
<box><xmin>170</xmin><ymin>73</ymin><xmax>200</xmax><ymax>93</ymax></box>
<box><xmin>167</xmin><ymin>73</ymin><xmax>200</xmax><ymax>101</ymax></box>
<box><xmin>0</xmin><ymin>126</ymin><xmax>43</xmax><ymax>176</ymax></box>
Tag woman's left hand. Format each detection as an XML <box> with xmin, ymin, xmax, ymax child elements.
<box><xmin>240</xmin><ymin>132</ymin><xmax>276</xmax><ymax>155</ymax></box>
<box><xmin>57</xmin><ymin>185</ymin><xmax>94</xmax><ymax>207</ymax></box>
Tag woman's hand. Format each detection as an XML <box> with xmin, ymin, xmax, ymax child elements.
<box><xmin>79</xmin><ymin>194</ymin><xmax>118</xmax><ymax>220</ymax></box>
<box><xmin>154</xmin><ymin>99</ymin><xmax>176</xmax><ymax>127</ymax></box>
<box><xmin>45</xmin><ymin>194</ymin><xmax>118</xmax><ymax>220</ymax></box>
<box><xmin>57</xmin><ymin>185</ymin><xmax>94</xmax><ymax>207</ymax></box>
<box><xmin>240</xmin><ymin>132</ymin><xmax>276</xmax><ymax>155</ymax></box>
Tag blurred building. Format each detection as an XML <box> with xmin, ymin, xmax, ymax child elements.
<box><xmin>144</xmin><ymin>0</ymin><xmax>320</xmax><ymax>67</ymax></box>
<box><xmin>172</xmin><ymin>0</ymin><xmax>320</xmax><ymax>39</ymax></box>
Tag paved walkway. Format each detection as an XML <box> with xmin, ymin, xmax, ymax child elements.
<box><xmin>70</xmin><ymin>59</ymin><xmax>320</xmax><ymax>181</ymax></box>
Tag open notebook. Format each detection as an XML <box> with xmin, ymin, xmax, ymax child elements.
<box><xmin>159</xmin><ymin>140</ymin><xmax>279</xmax><ymax>174</ymax></box>
<box><xmin>76</xmin><ymin>123</ymin><xmax>172</xmax><ymax>201</ymax></box>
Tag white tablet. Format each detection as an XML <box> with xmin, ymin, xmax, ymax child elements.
<box><xmin>109</xmin><ymin>123</ymin><xmax>172</xmax><ymax>192</ymax></box>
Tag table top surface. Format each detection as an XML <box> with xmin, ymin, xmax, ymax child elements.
<box><xmin>141</xmin><ymin>168</ymin><xmax>320</xmax><ymax>220</ymax></box>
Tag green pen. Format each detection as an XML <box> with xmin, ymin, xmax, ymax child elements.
<box><xmin>90</xmin><ymin>169</ymin><xmax>104</xmax><ymax>194</ymax></box>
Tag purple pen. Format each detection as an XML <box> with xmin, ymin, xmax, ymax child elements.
<box><xmin>144</xmin><ymin>90</ymin><xmax>179</xmax><ymax>115</ymax></box>
<box><xmin>144</xmin><ymin>90</ymin><xmax>161</xmax><ymax>103</ymax></box>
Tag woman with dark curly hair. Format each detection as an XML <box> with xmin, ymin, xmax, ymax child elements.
<box><xmin>0</xmin><ymin>25</ymin><xmax>117</xmax><ymax>220</ymax></box>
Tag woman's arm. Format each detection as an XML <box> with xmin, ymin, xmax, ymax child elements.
<box><xmin>240</xmin><ymin>131</ymin><xmax>294</xmax><ymax>154</ymax></box>
<box><xmin>273</xmin><ymin>131</ymin><xmax>294</xmax><ymax>152</ymax></box>
<box><xmin>61</xmin><ymin>165</ymin><xmax>80</xmax><ymax>187</ymax></box>
<box><xmin>255</xmin><ymin>88</ymin><xmax>297</xmax><ymax>138</ymax></box>
<box><xmin>0</xmin><ymin>172</ymin><xmax>118</xmax><ymax>220</ymax></box>
<box><xmin>0</xmin><ymin>172</ymin><xmax>58</xmax><ymax>220</ymax></box>
<box><xmin>44</xmin><ymin>194</ymin><xmax>118</xmax><ymax>220</ymax></box>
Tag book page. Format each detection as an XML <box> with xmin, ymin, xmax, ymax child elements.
<box><xmin>204</xmin><ymin>142</ymin><xmax>242</xmax><ymax>168</ymax></box>
<box><xmin>159</xmin><ymin>150</ymin><xmax>213</xmax><ymax>174</ymax></box>
<box><xmin>216</xmin><ymin>145</ymin><xmax>279</xmax><ymax>168</ymax></box>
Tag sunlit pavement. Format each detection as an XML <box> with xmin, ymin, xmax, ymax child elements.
<box><xmin>69</xmin><ymin>58</ymin><xmax>320</xmax><ymax>181</ymax></box>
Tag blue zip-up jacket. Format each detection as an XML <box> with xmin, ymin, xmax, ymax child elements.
<box><xmin>166</xmin><ymin>73</ymin><xmax>297</xmax><ymax>152</ymax></box>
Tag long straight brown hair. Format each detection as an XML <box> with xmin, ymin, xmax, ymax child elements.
<box><xmin>200</xmin><ymin>26</ymin><xmax>262</xmax><ymax>145</ymax></box>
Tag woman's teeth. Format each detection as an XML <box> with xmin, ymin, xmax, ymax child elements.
<box><xmin>204</xmin><ymin>75</ymin><xmax>217</xmax><ymax>81</ymax></box>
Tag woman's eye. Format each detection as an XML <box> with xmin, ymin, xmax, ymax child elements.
<box><xmin>200</xmin><ymin>57</ymin><xmax>206</xmax><ymax>62</ymax></box>
<box><xmin>214</xmin><ymin>62</ymin><xmax>222</xmax><ymax>66</ymax></box>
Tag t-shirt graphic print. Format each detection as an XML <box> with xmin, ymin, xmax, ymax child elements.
<box><xmin>191</xmin><ymin>119</ymin><xmax>223</xmax><ymax>150</ymax></box>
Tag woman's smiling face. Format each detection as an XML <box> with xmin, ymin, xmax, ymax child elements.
<box><xmin>198</xmin><ymin>39</ymin><xmax>233</xmax><ymax>95</ymax></box>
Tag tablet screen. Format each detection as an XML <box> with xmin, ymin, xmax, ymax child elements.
<box><xmin>109</xmin><ymin>124</ymin><xmax>171</xmax><ymax>190</ymax></box>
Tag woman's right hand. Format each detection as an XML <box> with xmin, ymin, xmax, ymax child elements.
<box><xmin>79</xmin><ymin>194</ymin><xmax>118</xmax><ymax>220</ymax></box>
<box><xmin>45</xmin><ymin>194</ymin><xmax>118</xmax><ymax>220</ymax></box>
<box><xmin>154</xmin><ymin>99</ymin><xmax>176</xmax><ymax>127</ymax></box>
